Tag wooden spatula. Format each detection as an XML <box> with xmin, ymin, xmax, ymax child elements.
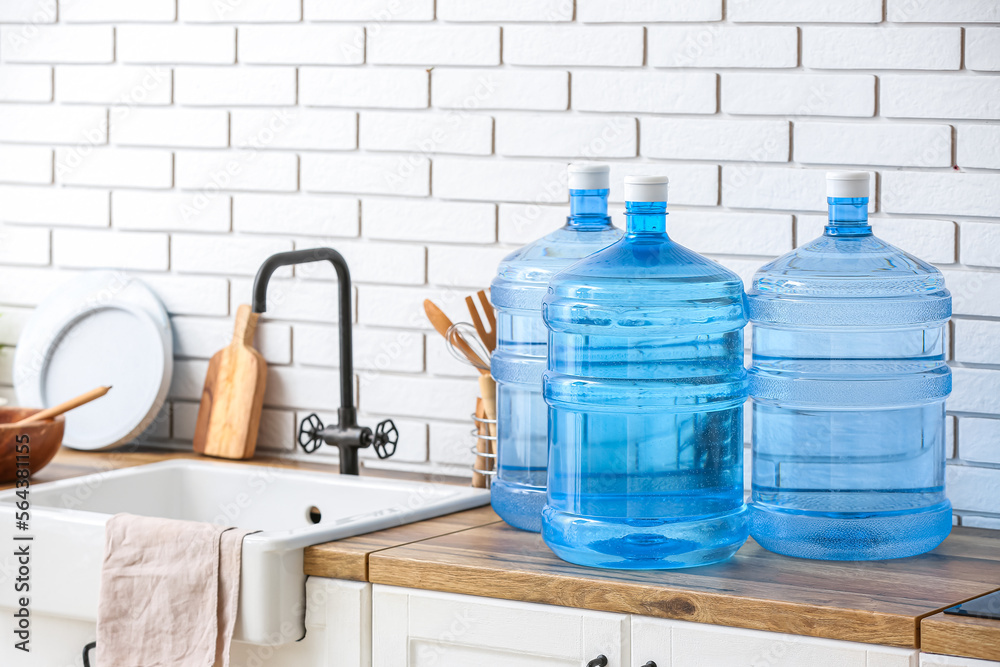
<box><xmin>465</xmin><ymin>290</ymin><xmax>496</xmax><ymax>353</ymax></box>
<box><xmin>423</xmin><ymin>299</ymin><xmax>490</xmax><ymax>374</ymax></box>
<box><xmin>193</xmin><ymin>304</ymin><xmax>267</xmax><ymax>460</ymax></box>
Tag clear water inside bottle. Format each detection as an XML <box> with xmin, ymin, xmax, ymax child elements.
<box><xmin>541</xmin><ymin>199</ymin><xmax>749</xmax><ymax>569</ymax></box>
<box><xmin>490</xmin><ymin>188</ymin><xmax>621</xmax><ymax>532</ymax></box>
<box><xmin>748</xmin><ymin>196</ymin><xmax>953</xmax><ymax>560</ymax></box>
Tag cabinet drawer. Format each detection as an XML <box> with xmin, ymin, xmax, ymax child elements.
<box><xmin>632</xmin><ymin>616</ymin><xmax>918</xmax><ymax>667</ymax></box>
<box><xmin>373</xmin><ymin>585</ymin><xmax>629</xmax><ymax>666</ymax></box>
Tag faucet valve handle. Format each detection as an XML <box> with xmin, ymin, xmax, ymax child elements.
<box><xmin>370</xmin><ymin>419</ymin><xmax>398</xmax><ymax>460</ymax></box>
<box><xmin>298</xmin><ymin>413</ymin><xmax>325</xmax><ymax>454</ymax></box>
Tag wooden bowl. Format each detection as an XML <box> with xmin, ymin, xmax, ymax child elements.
<box><xmin>0</xmin><ymin>408</ymin><xmax>65</xmax><ymax>483</ymax></box>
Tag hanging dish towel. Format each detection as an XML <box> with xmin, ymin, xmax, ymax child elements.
<box><xmin>96</xmin><ymin>513</ymin><xmax>255</xmax><ymax>667</ymax></box>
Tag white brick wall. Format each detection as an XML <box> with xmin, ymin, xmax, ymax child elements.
<box><xmin>300</xmin><ymin>67</ymin><xmax>428</xmax><ymax>109</ymax></box>
<box><xmin>238</xmin><ymin>25</ymin><xmax>363</xmax><ymax>66</ymax></box>
<box><xmin>359</xmin><ymin>111</ymin><xmax>492</xmax><ymax>156</ymax></box>
<box><xmin>1</xmin><ymin>2</ymin><xmax>999</xmax><ymax>520</ymax></box>
<box><xmin>112</xmin><ymin>108</ymin><xmax>229</xmax><ymax>148</ymax></box>
<box><xmin>231</xmin><ymin>108</ymin><xmax>357</xmax><ymax>151</ymax></box>
<box><xmin>0</xmin><ymin>64</ymin><xmax>52</xmax><ymax>102</ymax></box>
<box><xmin>504</xmin><ymin>26</ymin><xmax>644</xmax><ymax>67</ymax></box>
<box><xmin>432</xmin><ymin>68</ymin><xmax>568</xmax><ymax>111</ymax></box>
<box><xmin>0</xmin><ymin>104</ymin><xmax>107</xmax><ymax>143</ymax></box>
<box><xmin>802</xmin><ymin>27</ymin><xmax>962</xmax><ymax>70</ymax></box>
<box><xmin>650</xmin><ymin>26</ymin><xmax>798</xmax><ymax>69</ymax></box>
<box><xmin>0</xmin><ymin>25</ymin><xmax>113</xmax><ymax>63</ymax></box>
<box><xmin>0</xmin><ymin>145</ymin><xmax>52</xmax><ymax>184</ymax></box>
<box><xmin>723</xmin><ymin>73</ymin><xmax>876</xmax><ymax>117</ymax></box>
<box><xmin>794</xmin><ymin>122</ymin><xmax>952</xmax><ymax>167</ymax></box>
<box><xmin>967</xmin><ymin>28</ymin><xmax>1000</xmax><ymax>71</ymax></box>
<box><xmin>61</xmin><ymin>0</ymin><xmax>175</xmax><ymax>23</ymax></box>
<box><xmin>643</xmin><ymin>119</ymin><xmax>789</xmax><ymax>162</ymax></box>
<box><xmin>579</xmin><ymin>0</ymin><xmax>721</xmax><ymax>23</ymax></box>
<box><xmin>118</xmin><ymin>25</ymin><xmax>235</xmax><ymax>64</ymax></box>
<box><xmin>439</xmin><ymin>0</ymin><xmax>573</xmax><ymax>22</ymax></box>
<box><xmin>175</xmin><ymin>66</ymin><xmax>296</xmax><ymax>106</ymax></box>
<box><xmin>959</xmin><ymin>125</ymin><xmax>1000</xmax><ymax>169</ymax></box>
<box><xmin>304</xmin><ymin>0</ymin><xmax>433</xmax><ymax>22</ymax></box>
<box><xmin>574</xmin><ymin>71</ymin><xmax>717</xmax><ymax>114</ymax></box>
<box><xmin>495</xmin><ymin>114</ymin><xmax>637</xmax><ymax>158</ymax></box>
<box><xmin>882</xmin><ymin>75</ymin><xmax>1000</xmax><ymax>120</ymax></box>
<box><xmin>729</xmin><ymin>0</ymin><xmax>882</xmax><ymax>23</ymax></box>
<box><xmin>368</xmin><ymin>26</ymin><xmax>500</xmax><ymax>66</ymax></box>
<box><xmin>56</xmin><ymin>147</ymin><xmax>173</xmax><ymax>188</ymax></box>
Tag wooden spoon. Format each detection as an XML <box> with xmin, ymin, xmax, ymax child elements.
<box><xmin>423</xmin><ymin>300</ymin><xmax>490</xmax><ymax>375</ymax></box>
<box><xmin>14</xmin><ymin>386</ymin><xmax>111</xmax><ymax>426</ymax></box>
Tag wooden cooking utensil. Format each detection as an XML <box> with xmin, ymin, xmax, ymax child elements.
<box><xmin>423</xmin><ymin>299</ymin><xmax>490</xmax><ymax>375</ymax></box>
<box><xmin>478</xmin><ymin>373</ymin><xmax>497</xmax><ymax>439</ymax></box>
<box><xmin>193</xmin><ymin>304</ymin><xmax>267</xmax><ymax>460</ymax></box>
<box><xmin>465</xmin><ymin>290</ymin><xmax>496</xmax><ymax>353</ymax></box>
<box><xmin>13</xmin><ymin>385</ymin><xmax>111</xmax><ymax>426</ymax></box>
<box><xmin>472</xmin><ymin>397</ymin><xmax>489</xmax><ymax>489</ymax></box>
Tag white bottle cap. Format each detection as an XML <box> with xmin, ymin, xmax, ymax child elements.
<box><xmin>624</xmin><ymin>175</ymin><xmax>669</xmax><ymax>202</ymax></box>
<box><xmin>827</xmin><ymin>171</ymin><xmax>870</xmax><ymax>199</ymax></box>
<box><xmin>568</xmin><ymin>162</ymin><xmax>610</xmax><ymax>190</ymax></box>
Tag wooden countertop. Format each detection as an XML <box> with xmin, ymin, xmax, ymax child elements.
<box><xmin>922</xmin><ymin>606</ymin><xmax>1000</xmax><ymax>662</ymax></box>
<box><xmin>15</xmin><ymin>448</ymin><xmax>1000</xmax><ymax>659</ymax></box>
<box><xmin>304</xmin><ymin>505</ymin><xmax>500</xmax><ymax>581</ymax></box>
<box><xmin>368</xmin><ymin>521</ymin><xmax>1000</xmax><ymax>650</ymax></box>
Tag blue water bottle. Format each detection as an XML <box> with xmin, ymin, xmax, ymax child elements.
<box><xmin>490</xmin><ymin>163</ymin><xmax>622</xmax><ymax>532</ymax></box>
<box><xmin>748</xmin><ymin>171</ymin><xmax>953</xmax><ymax>560</ymax></box>
<box><xmin>542</xmin><ymin>175</ymin><xmax>749</xmax><ymax>569</ymax></box>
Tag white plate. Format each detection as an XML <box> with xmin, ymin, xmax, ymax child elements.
<box><xmin>13</xmin><ymin>272</ymin><xmax>173</xmax><ymax>451</ymax></box>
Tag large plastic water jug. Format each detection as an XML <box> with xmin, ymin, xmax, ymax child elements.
<box><xmin>748</xmin><ymin>171</ymin><xmax>952</xmax><ymax>560</ymax></box>
<box><xmin>490</xmin><ymin>163</ymin><xmax>622</xmax><ymax>532</ymax></box>
<box><xmin>542</xmin><ymin>175</ymin><xmax>749</xmax><ymax>569</ymax></box>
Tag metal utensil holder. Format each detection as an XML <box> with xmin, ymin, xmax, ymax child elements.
<box><xmin>471</xmin><ymin>411</ymin><xmax>496</xmax><ymax>488</ymax></box>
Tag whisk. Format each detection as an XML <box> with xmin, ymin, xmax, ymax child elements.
<box><xmin>446</xmin><ymin>322</ymin><xmax>491</xmax><ymax>374</ymax></box>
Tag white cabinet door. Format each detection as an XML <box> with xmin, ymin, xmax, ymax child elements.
<box><xmin>373</xmin><ymin>585</ymin><xmax>630</xmax><ymax>667</ymax></box>
<box><xmin>631</xmin><ymin>616</ymin><xmax>919</xmax><ymax>667</ymax></box>
<box><xmin>0</xmin><ymin>578</ymin><xmax>371</xmax><ymax>667</ymax></box>
<box><xmin>230</xmin><ymin>577</ymin><xmax>371</xmax><ymax>667</ymax></box>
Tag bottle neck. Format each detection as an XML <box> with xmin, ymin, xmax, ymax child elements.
<box><xmin>825</xmin><ymin>197</ymin><xmax>871</xmax><ymax>236</ymax></box>
<box><xmin>567</xmin><ymin>188</ymin><xmax>612</xmax><ymax>230</ymax></box>
<box><xmin>625</xmin><ymin>201</ymin><xmax>668</xmax><ymax>235</ymax></box>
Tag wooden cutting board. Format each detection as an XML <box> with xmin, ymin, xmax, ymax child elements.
<box><xmin>193</xmin><ymin>304</ymin><xmax>267</xmax><ymax>460</ymax></box>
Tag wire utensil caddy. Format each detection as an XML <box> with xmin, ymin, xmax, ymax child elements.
<box><xmin>471</xmin><ymin>409</ymin><xmax>496</xmax><ymax>488</ymax></box>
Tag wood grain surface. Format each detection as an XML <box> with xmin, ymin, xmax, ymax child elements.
<box><xmin>304</xmin><ymin>505</ymin><xmax>500</xmax><ymax>580</ymax></box>
<box><xmin>922</xmin><ymin>601</ymin><xmax>1000</xmax><ymax>662</ymax></box>
<box><xmin>193</xmin><ymin>304</ymin><xmax>267</xmax><ymax>460</ymax></box>
<box><xmin>368</xmin><ymin>521</ymin><xmax>1000</xmax><ymax>648</ymax></box>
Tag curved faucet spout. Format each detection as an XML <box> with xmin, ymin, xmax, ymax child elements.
<box><xmin>252</xmin><ymin>247</ymin><xmax>354</xmax><ymax>415</ymax></box>
<box><xmin>252</xmin><ymin>248</ymin><xmax>400</xmax><ymax>475</ymax></box>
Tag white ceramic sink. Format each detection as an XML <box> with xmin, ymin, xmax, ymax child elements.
<box><xmin>0</xmin><ymin>460</ymin><xmax>488</xmax><ymax>644</ymax></box>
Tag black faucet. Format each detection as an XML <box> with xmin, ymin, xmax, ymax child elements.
<box><xmin>252</xmin><ymin>248</ymin><xmax>397</xmax><ymax>475</ymax></box>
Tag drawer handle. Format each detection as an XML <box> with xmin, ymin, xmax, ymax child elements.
<box><xmin>642</xmin><ymin>662</ymin><xmax>658</xmax><ymax>667</ymax></box>
<box><xmin>587</xmin><ymin>656</ymin><xmax>608</xmax><ymax>667</ymax></box>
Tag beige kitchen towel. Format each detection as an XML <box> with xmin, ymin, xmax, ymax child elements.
<box><xmin>214</xmin><ymin>526</ymin><xmax>250</xmax><ymax>667</ymax></box>
<box><xmin>96</xmin><ymin>513</ymin><xmax>255</xmax><ymax>667</ymax></box>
